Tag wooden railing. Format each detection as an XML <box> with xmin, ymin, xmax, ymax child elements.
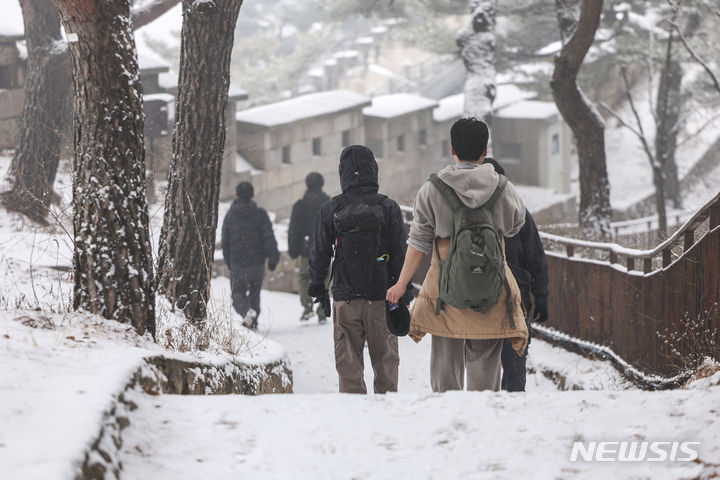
<box><xmin>539</xmin><ymin>191</ymin><xmax>720</xmax><ymax>377</ymax></box>
<box><xmin>401</xmin><ymin>192</ymin><xmax>720</xmax><ymax>378</ymax></box>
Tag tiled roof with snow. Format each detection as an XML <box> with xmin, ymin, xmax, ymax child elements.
<box><xmin>433</xmin><ymin>85</ymin><xmax>538</xmax><ymax>122</ymax></box>
<box><xmin>235</xmin><ymin>90</ymin><xmax>371</xmax><ymax>127</ymax></box>
<box><xmin>495</xmin><ymin>100</ymin><xmax>558</xmax><ymax>120</ymax></box>
<box><xmin>362</xmin><ymin>94</ymin><xmax>438</xmax><ymax>119</ymax></box>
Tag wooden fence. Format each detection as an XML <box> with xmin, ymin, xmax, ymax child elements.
<box><xmin>540</xmin><ymin>192</ymin><xmax>720</xmax><ymax>377</ymax></box>
<box><xmin>402</xmin><ymin>193</ymin><xmax>720</xmax><ymax>378</ymax></box>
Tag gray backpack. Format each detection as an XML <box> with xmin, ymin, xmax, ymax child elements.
<box><xmin>429</xmin><ymin>174</ymin><xmax>515</xmax><ymax>328</ymax></box>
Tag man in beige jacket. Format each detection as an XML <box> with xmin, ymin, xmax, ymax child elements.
<box><xmin>386</xmin><ymin>117</ymin><xmax>528</xmax><ymax>392</ymax></box>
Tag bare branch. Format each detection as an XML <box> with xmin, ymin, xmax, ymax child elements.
<box><xmin>672</xmin><ymin>22</ymin><xmax>720</xmax><ymax>94</ymax></box>
<box><xmin>598</xmin><ymin>102</ymin><xmax>643</xmax><ymax>139</ymax></box>
<box><xmin>620</xmin><ymin>67</ymin><xmax>658</xmax><ymax>167</ymax></box>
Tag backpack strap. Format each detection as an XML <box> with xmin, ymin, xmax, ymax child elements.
<box><xmin>429</xmin><ymin>174</ymin><xmax>463</xmax><ymax>211</ymax></box>
<box><xmin>484</xmin><ymin>174</ymin><xmax>508</xmax><ymax>210</ymax></box>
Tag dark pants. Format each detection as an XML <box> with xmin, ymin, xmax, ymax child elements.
<box><xmin>230</xmin><ymin>263</ymin><xmax>265</xmax><ymax>319</ymax></box>
<box><xmin>501</xmin><ymin>316</ymin><xmax>531</xmax><ymax>392</ymax></box>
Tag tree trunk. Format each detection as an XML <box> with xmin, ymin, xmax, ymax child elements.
<box><xmin>157</xmin><ymin>0</ymin><xmax>244</xmax><ymax>322</ymax></box>
<box><xmin>656</xmin><ymin>12</ymin><xmax>701</xmax><ymax>212</ymax></box>
<box><xmin>457</xmin><ymin>0</ymin><xmax>497</xmax><ymax>120</ymax></box>
<box><xmin>3</xmin><ymin>0</ymin><xmax>179</xmax><ymax>225</ymax></box>
<box><xmin>652</xmin><ymin>165</ymin><xmax>668</xmax><ymax>238</ymax></box>
<box><xmin>52</xmin><ymin>0</ymin><xmax>155</xmax><ymax>337</ymax></box>
<box><xmin>551</xmin><ymin>0</ymin><xmax>611</xmax><ymax>240</ymax></box>
<box><xmin>1</xmin><ymin>0</ymin><xmax>70</xmax><ymax>224</ymax></box>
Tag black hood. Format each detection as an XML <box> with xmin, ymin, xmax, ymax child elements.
<box><xmin>339</xmin><ymin>145</ymin><xmax>379</xmax><ymax>194</ymax></box>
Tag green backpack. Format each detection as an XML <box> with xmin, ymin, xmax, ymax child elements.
<box><xmin>429</xmin><ymin>174</ymin><xmax>515</xmax><ymax>329</ymax></box>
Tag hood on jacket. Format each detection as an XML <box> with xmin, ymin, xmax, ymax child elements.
<box><xmin>338</xmin><ymin>145</ymin><xmax>379</xmax><ymax>194</ymax></box>
<box><xmin>437</xmin><ymin>162</ymin><xmax>500</xmax><ymax>209</ymax></box>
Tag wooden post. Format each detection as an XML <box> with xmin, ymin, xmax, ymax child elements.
<box><xmin>609</xmin><ymin>250</ymin><xmax>617</xmax><ymax>265</ymax></box>
<box><xmin>566</xmin><ymin>245</ymin><xmax>575</xmax><ymax>258</ymax></box>
<box><xmin>626</xmin><ymin>257</ymin><xmax>635</xmax><ymax>271</ymax></box>
<box><xmin>711</xmin><ymin>199</ymin><xmax>720</xmax><ymax>228</ymax></box>
<box><xmin>662</xmin><ymin>249</ymin><xmax>672</xmax><ymax>267</ymax></box>
<box><xmin>684</xmin><ymin>230</ymin><xmax>695</xmax><ymax>252</ymax></box>
<box><xmin>643</xmin><ymin>258</ymin><xmax>652</xmax><ymax>273</ymax></box>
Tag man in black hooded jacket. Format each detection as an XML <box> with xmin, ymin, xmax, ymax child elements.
<box><xmin>484</xmin><ymin>158</ymin><xmax>549</xmax><ymax>392</ymax></box>
<box><xmin>308</xmin><ymin>145</ymin><xmax>407</xmax><ymax>394</ymax></box>
<box><xmin>288</xmin><ymin>172</ymin><xmax>330</xmax><ymax>323</ymax></box>
<box><xmin>222</xmin><ymin>181</ymin><xmax>279</xmax><ymax>329</ymax></box>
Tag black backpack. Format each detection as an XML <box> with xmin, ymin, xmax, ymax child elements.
<box><xmin>332</xmin><ymin>193</ymin><xmax>388</xmax><ymax>298</ymax></box>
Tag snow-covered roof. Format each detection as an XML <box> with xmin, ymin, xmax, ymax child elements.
<box><xmin>0</xmin><ymin>1</ymin><xmax>24</xmax><ymax>40</ymax></box>
<box><xmin>228</xmin><ymin>85</ymin><xmax>249</xmax><ymax>101</ymax></box>
<box><xmin>136</xmin><ymin>36</ymin><xmax>170</xmax><ymax>73</ymax></box>
<box><xmin>362</xmin><ymin>94</ymin><xmax>438</xmax><ymax>119</ymax></box>
<box><xmin>495</xmin><ymin>100</ymin><xmax>559</xmax><ymax>120</ymax></box>
<box><xmin>235</xmin><ymin>90</ymin><xmax>371</xmax><ymax>127</ymax></box>
<box><xmin>158</xmin><ymin>70</ymin><xmax>178</xmax><ymax>90</ymax></box>
<box><xmin>143</xmin><ymin>92</ymin><xmax>175</xmax><ymax>103</ymax></box>
<box><xmin>535</xmin><ymin>41</ymin><xmax>561</xmax><ymax>57</ymax></box>
<box><xmin>433</xmin><ymin>85</ymin><xmax>538</xmax><ymax>122</ymax></box>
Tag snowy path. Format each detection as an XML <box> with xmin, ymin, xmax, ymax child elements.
<box><xmin>118</xmin><ymin>283</ymin><xmax>720</xmax><ymax>479</ymax></box>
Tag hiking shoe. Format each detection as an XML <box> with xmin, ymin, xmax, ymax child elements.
<box><xmin>318</xmin><ymin>316</ymin><xmax>327</xmax><ymax>325</ymax></box>
<box><xmin>300</xmin><ymin>311</ymin><xmax>313</xmax><ymax>322</ymax></box>
<box><xmin>243</xmin><ymin>309</ymin><xmax>257</xmax><ymax>329</ymax></box>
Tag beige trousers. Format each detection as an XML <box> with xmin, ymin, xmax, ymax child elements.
<box><xmin>333</xmin><ymin>299</ymin><xmax>399</xmax><ymax>394</ymax></box>
<box><xmin>430</xmin><ymin>335</ymin><xmax>503</xmax><ymax>392</ymax></box>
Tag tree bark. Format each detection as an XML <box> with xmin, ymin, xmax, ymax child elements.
<box><xmin>656</xmin><ymin>12</ymin><xmax>701</xmax><ymax>211</ymax></box>
<box><xmin>52</xmin><ymin>0</ymin><xmax>155</xmax><ymax>337</ymax></box>
<box><xmin>157</xmin><ymin>0</ymin><xmax>244</xmax><ymax>322</ymax></box>
<box><xmin>3</xmin><ymin>0</ymin><xmax>179</xmax><ymax>225</ymax></box>
<box><xmin>2</xmin><ymin>0</ymin><xmax>70</xmax><ymax>224</ymax></box>
<box><xmin>551</xmin><ymin>0</ymin><xmax>611</xmax><ymax>240</ymax></box>
<box><xmin>457</xmin><ymin>0</ymin><xmax>497</xmax><ymax>120</ymax></box>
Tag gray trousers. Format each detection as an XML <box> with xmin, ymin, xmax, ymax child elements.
<box><xmin>333</xmin><ymin>299</ymin><xmax>399</xmax><ymax>394</ymax></box>
<box><xmin>430</xmin><ymin>335</ymin><xmax>503</xmax><ymax>392</ymax></box>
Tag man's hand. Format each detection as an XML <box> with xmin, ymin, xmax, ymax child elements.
<box><xmin>268</xmin><ymin>258</ymin><xmax>278</xmax><ymax>271</ymax></box>
<box><xmin>386</xmin><ymin>282</ymin><xmax>407</xmax><ymax>305</ymax></box>
<box><xmin>308</xmin><ymin>283</ymin><xmax>330</xmax><ymax>316</ymax></box>
<box><xmin>533</xmin><ymin>295</ymin><xmax>548</xmax><ymax>323</ymax></box>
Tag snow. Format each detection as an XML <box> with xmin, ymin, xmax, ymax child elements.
<box><xmin>516</xmin><ymin>185</ymin><xmax>575</xmax><ymax>214</ymax></box>
<box><xmin>0</xmin><ymin>0</ymin><xmax>23</xmax><ymax>38</ymax></box>
<box><xmin>362</xmin><ymin>94</ymin><xmax>438</xmax><ymax>119</ymax></box>
<box><xmin>134</xmin><ymin>3</ymin><xmax>182</xmax><ymax>50</ymax></box>
<box><xmin>434</xmin><ymin>86</ymin><xmax>538</xmax><ymax>122</ymax></box>
<box><xmin>119</xmin><ymin>384</ymin><xmax>720</xmax><ymax>480</ymax></box>
<box><xmin>135</xmin><ymin>36</ymin><xmax>170</xmax><ymax>72</ymax></box>
<box><xmin>495</xmin><ymin>100</ymin><xmax>559</xmax><ymax>120</ymax></box>
<box><xmin>235</xmin><ymin>90</ymin><xmax>371</xmax><ymax>127</ymax></box>
<box><xmin>535</xmin><ymin>40</ymin><xmax>562</xmax><ymax>56</ymax></box>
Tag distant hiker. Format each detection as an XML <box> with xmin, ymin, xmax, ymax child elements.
<box><xmin>484</xmin><ymin>157</ymin><xmax>549</xmax><ymax>392</ymax></box>
<box><xmin>288</xmin><ymin>172</ymin><xmax>331</xmax><ymax>323</ymax></box>
<box><xmin>308</xmin><ymin>145</ymin><xmax>407</xmax><ymax>394</ymax></box>
<box><xmin>221</xmin><ymin>181</ymin><xmax>279</xmax><ymax>330</ymax></box>
<box><xmin>386</xmin><ymin>117</ymin><xmax>529</xmax><ymax>392</ymax></box>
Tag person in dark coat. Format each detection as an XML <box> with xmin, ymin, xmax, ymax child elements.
<box><xmin>484</xmin><ymin>158</ymin><xmax>549</xmax><ymax>392</ymax></box>
<box><xmin>288</xmin><ymin>172</ymin><xmax>330</xmax><ymax>323</ymax></box>
<box><xmin>221</xmin><ymin>181</ymin><xmax>279</xmax><ymax>329</ymax></box>
<box><xmin>308</xmin><ymin>145</ymin><xmax>407</xmax><ymax>394</ymax></box>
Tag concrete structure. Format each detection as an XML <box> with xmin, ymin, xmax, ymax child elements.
<box><xmin>362</xmin><ymin>93</ymin><xmax>438</xmax><ymax>203</ymax></box>
<box><xmin>432</xmin><ymin>85</ymin><xmax>573</xmax><ymax>194</ymax></box>
<box><xmin>493</xmin><ymin>100</ymin><xmax>572</xmax><ymax>194</ymax></box>
<box><xmin>232</xmin><ymin>90</ymin><xmax>371</xmax><ymax>217</ymax></box>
